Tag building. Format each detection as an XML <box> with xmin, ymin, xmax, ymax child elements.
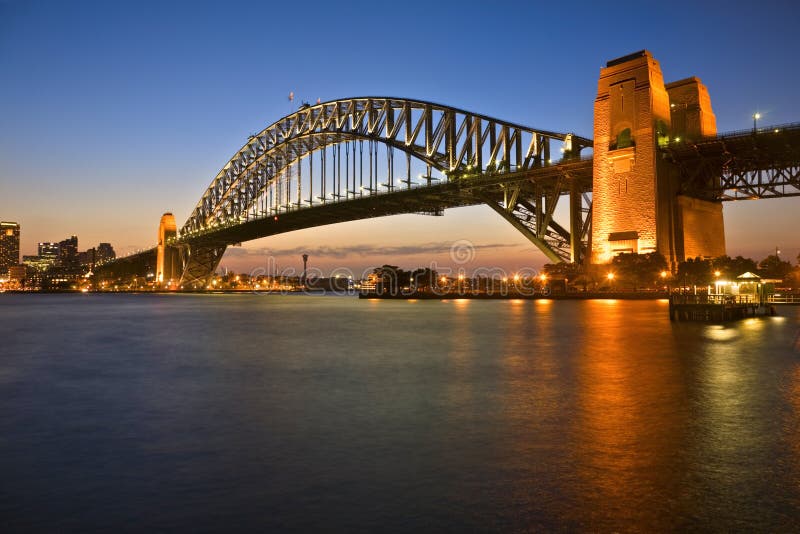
<box><xmin>8</xmin><ymin>264</ymin><xmax>26</xmax><ymax>282</ymax></box>
<box><xmin>58</xmin><ymin>235</ymin><xmax>79</xmax><ymax>271</ymax></box>
<box><xmin>38</xmin><ymin>242</ymin><xmax>59</xmax><ymax>260</ymax></box>
<box><xmin>0</xmin><ymin>221</ymin><xmax>20</xmax><ymax>272</ymax></box>
<box><xmin>96</xmin><ymin>242</ymin><xmax>115</xmax><ymax>263</ymax></box>
<box><xmin>78</xmin><ymin>248</ymin><xmax>96</xmax><ymax>269</ymax></box>
<box><xmin>23</xmin><ymin>254</ymin><xmax>55</xmax><ymax>272</ymax></box>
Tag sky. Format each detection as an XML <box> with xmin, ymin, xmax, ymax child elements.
<box><xmin>1</xmin><ymin>0</ymin><xmax>799</xmax><ymax>276</ymax></box>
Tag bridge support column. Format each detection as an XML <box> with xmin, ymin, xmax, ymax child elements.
<box><xmin>177</xmin><ymin>243</ymin><xmax>227</xmax><ymax>290</ymax></box>
<box><xmin>569</xmin><ymin>181</ymin><xmax>583</xmax><ymax>264</ymax></box>
<box><xmin>590</xmin><ymin>50</ymin><xmax>725</xmax><ymax>267</ymax></box>
<box><xmin>156</xmin><ymin>213</ymin><xmax>178</xmax><ymax>287</ymax></box>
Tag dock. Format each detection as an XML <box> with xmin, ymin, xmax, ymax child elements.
<box><xmin>669</xmin><ymin>294</ymin><xmax>775</xmax><ymax>321</ymax></box>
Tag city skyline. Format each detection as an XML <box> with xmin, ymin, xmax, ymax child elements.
<box><xmin>2</xmin><ymin>1</ymin><xmax>799</xmax><ymax>274</ymax></box>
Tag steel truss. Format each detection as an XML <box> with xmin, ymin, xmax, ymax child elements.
<box><xmin>171</xmin><ymin>97</ymin><xmax>591</xmax><ymax>285</ymax></box>
<box><xmin>177</xmin><ymin>243</ymin><xmax>227</xmax><ymax>289</ymax></box>
<box><xmin>473</xmin><ymin>164</ymin><xmax>593</xmax><ymax>263</ymax></box>
<box><xmin>664</xmin><ymin>123</ymin><xmax>800</xmax><ymax>200</ymax></box>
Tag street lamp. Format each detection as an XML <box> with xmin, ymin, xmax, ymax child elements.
<box><xmin>753</xmin><ymin>112</ymin><xmax>761</xmax><ymax>133</ymax></box>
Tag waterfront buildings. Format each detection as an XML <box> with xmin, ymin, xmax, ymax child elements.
<box><xmin>1</xmin><ymin>221</ymin><xmax>21</xmax><ymax>273</ymax></box>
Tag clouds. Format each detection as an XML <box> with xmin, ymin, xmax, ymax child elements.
<box><xmin>226</xmin><ymin>241</ymin><xmax>519</xmax><ymax>259</ymax></box>
<box><xmin>249</xmin><ymin>241</ymin><xmax>519</xmax><ymax>258</ymax></box>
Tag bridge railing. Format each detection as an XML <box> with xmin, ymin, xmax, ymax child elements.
<box><xmin>666</xmin><ymin>121</ymin><xmax>800</xmax><ymax>146</ymax></box>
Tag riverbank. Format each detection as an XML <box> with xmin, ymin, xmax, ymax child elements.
<box><xmin>358</xmin><ymin>291</ymin><xmax>668</xmax><ymax>300</ymax></box>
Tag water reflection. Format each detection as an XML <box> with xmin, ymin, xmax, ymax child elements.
<box><xmin>573</xmin><ymin>301</ymin><xmax>688</xmax><ymax>529</ymax></box>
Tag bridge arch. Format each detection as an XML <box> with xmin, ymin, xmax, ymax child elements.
<box><xmin>181</xmin><ymin>97</ymin><xmax>591</xmax><ymax>236</ymax></box>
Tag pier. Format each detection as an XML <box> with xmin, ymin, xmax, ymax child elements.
<box><xmin>668</xmin><ymin>294</ymin><xmax>774</xmax><ymax>321</ymax></box>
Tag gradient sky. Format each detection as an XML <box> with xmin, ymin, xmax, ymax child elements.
<box><xmin>1</xmin><ymin>0</ymin><xmax>799</xmax><ymax>275</ymax></box>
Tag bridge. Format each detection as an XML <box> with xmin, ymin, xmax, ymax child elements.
<box><xmin>97</xmin><ymin>51</ymin><xmax>800</xmax><ymax>289</ymax></box>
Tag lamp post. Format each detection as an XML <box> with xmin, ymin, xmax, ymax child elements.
<box><xmin>753</xmin><ymin>112</ymin><xmax>761</xmax><ymax>133</ymax></box>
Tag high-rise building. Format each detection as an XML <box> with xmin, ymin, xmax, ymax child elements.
<box><xmin>0</xmin><ymin>221</ymin><xmax>20</xmax><ymax>272</ymax></box>
<box><xmin>78</xmin><ymin>248</ymin><xmax>96</xmax><ymax>268</ymax></box>
<box><xmin>58</xmin><ymin>235</ymin><xmax>78</xmax><ymax>270</ymax></box>
<box><xmin>96</xmin><ymin>242</ymin><xmax>115</xmax><ymax>263</ymax></box>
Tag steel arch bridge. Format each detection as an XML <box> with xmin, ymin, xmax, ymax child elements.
<box><xmin>170</xmin><ymin>97</ymin><xmax>594</xmax><ymax>288</ymax></box>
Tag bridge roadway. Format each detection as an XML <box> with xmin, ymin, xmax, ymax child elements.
<box><xmin>665</xmin><ymin>122</ymin><xmax>800</xmax><ymax>200</ymax></box>
<box><xmin>179</xmin><ymin>157</ymin><xmax>593</xmax><ymax>249</ymax></box>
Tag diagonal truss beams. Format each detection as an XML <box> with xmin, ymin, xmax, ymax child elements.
<box><xmin>177</xmin><ymin>244</ymin><xmax>227</xmax><ymax>289</ymax></box>
<box><xmin>181</xmin><ymin>97</ymin><xmax>590</xmax><ymax>236</ymax></box>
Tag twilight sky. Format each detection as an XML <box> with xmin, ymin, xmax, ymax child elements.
<box><xmin>1</xmin><ymin>0</ymin><xmax>798</xmax><ymax>275</ymax></box>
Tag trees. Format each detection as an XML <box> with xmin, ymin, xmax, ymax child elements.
<box><xmin>410</xmin><ymin>267</ymin><xmax>438</xmax><ymax>291</ymax></box>
<box><xmin>711</xmin><ymin>255</ymin><xmax>757</xmax><ymax>279</ymax></box>
<box><xmin>610</xmin><ymin>252</ymin><xmax>667</xmax><ymax>290</ymax></box>
<box><xmin>677</xmin><ymin>257</ymin><xmax>712</xmax><ymax>287</ymax></box>
<box><xmin>758</xmin><ymin>254</ymin><xmax>793</xmax><ymax>280</ymax></box>
<box><xmin>373</xmin><ymin>265</ymin><xmax>411</xmax><ymax>294</ymax></box>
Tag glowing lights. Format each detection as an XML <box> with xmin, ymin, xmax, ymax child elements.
<box><xmin>607</xmin><ymin>272</ymin><xmax>615</xmax><ymax>281</ymax></box>
<box><xmin>714</xmin><ymin>270</ymin><xmax>721</xmax><ymax>278</ymax></box>
<box><xmin>660</xmin><ymin>271</ymin><xmax>668</xmax><ymax>279</ymax></box>
<box><xmin>539</xmin><ymin>273</ymin><xmax>547</xmax><ymax>282</ymax></box>
<box><xmin>513</xmin><ymin>274</ymin><xmax>520</xmax><ymax>282</ymax></box>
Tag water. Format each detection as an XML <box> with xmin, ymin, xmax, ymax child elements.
<box><xmin>2</xmin><ymin>294</ymin><xmax>800</xmax><ymax>532</ymax></box>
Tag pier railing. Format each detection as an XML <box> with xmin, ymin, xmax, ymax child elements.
<box><xmin>768</xmin><ymin>294</ymin><xmax>800</xmax><ymax>304</ymax></box>
<box><xmin>670</xmin><ymin>294</ymin><xmax>758</xmax><ymax>305</ymax></box>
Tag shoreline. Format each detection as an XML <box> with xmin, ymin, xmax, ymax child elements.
<box><xmin>358</xmin><ymin>291</ymin><xmax>668</xmax><ymax>300</ymax></box>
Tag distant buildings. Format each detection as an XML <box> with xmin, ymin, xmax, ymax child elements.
<box><xmin>58</xmin><ymin>235</ymin><xmax>79</xmax><ymax>271</ymax></box>
<box><xmin>1</xmin><ymin>221</ymin><xmax>21</xmax><ymax>273</ymax></box>
<box><xmin>3</xmin><ymin>224</ymin><xmax>117</xmax><ymax>289</ymax></box>
<box><xmin>97</xmin><ymin>243</ymin><xmax>115</xmax><ymax>263</ymax></box>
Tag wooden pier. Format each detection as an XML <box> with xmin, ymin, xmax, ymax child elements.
<box><xmin>669</xmin><ymin>294</ymin><xmax>774</xmax><ymax>322</ymax></box>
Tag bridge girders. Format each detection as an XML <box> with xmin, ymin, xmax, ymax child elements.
<box><xmin>664</xmin><ymin>123</ymin><xmax>800</xmax><ymax>200</ymax></box>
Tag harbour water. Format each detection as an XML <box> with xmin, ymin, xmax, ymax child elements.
<box><xmin>2</xmin><ymin>294</ymin><xmax>799</xmax><ymax>531</ymax></box>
